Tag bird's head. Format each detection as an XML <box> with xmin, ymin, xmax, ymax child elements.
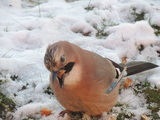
<box><xmin>44</xmin><ymin>41</ymin><xmax>75</xmax><ymax>88</ymax></box>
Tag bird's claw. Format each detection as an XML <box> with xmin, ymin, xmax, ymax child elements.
<box><xmin>59</xmin><ymin>109</ymin><xmax>70</xmax><ymax>117</ymax></box>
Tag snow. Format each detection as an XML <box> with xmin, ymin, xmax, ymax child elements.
<box><xmin>0</xmin><ymin>0</ymin><xmax>160</xmax><ymax>120</ymax></box>
<box><xmin>102</xmin><ymin>21</ymin><xmax>158</xmax><ymax>59</ymax></box>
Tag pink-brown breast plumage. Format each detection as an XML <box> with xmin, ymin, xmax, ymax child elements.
<box><xmin>48</xmin><ymin>42</ymin><xmax>119</xmax><ymax>115</ymax></box>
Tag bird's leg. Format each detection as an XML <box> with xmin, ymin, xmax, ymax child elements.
<box><xmin>59</xmin><ymin>109</ymin><xmax>71</xmax><ymax>117</ymax></box>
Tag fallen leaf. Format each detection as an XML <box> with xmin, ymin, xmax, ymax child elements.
<box><xmin>122</xmin><ymin>57</ymin><xmax>127</xmax><ymax>64</ymax></box>
<box><xmin>141</xmin><ymin>114</ymin><xmax>150</xmax><ymax>120</ymax></box>
<box><xmin>82</xmin><ymin>31</ymin><xmax>91</xmax><ymax>36</ymax></box>
<box><xmin>107</xmin><ymin>115</ymin><xmax>116</xmax><ymax>120</ymax></box>
<box><xmin>123</xmin><ymin>78</ymin><xmax>133</xmax><ymax>88</ymax></box>
<box><xmin>41</xmin><ymin>108</ymin><xmax>52</xmax><ymax>116</ymax></box>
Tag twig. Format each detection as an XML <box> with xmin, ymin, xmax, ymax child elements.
<box><xmin>11</xmin><ymin>18</ymin><xmax>28</xmax><ymax>30</ymax></box>
<box><xmin>87</xmin><ymin>0</ymin><xmax>92</xmax><ymax>8</ymax></box>
<box><xmin>1</xmin><ymin>48</ymin><xmax>14</xmax><ymax>58</ymax></box>
<box><xmin>38</xmin><ymin>0</ymin><xmax>41</xmax><ymax>17</ymax></box>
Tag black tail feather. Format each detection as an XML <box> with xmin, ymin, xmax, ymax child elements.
<box><xmin>109</xmin><ymin>59</ymin><xmax>159</xmax><ymax>77</ymax></box>
<box><xmin>123</xmin><ymin>62</ymin><xmax>159</xmax><ymax>76</ymax></box>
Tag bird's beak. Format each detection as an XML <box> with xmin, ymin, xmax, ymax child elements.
<box><xmin>52</xmin><ymin>70</ymin><xmax>65</xmax><ymax>88</ymax></box>
<box><xmin>58</xmin><ymin>76</ymin><xmax>64</xmax><ymax>88</ymax></box>
<box><xmin>52</xmin><ymin>71</ymin><xmax>58</xmax><ymax>82</ymax></box>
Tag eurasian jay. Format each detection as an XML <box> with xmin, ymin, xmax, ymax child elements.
<box><xmin>44</xmin><ymin>41</ymin><xmax>158</xmax><ymax>118</ymax></box>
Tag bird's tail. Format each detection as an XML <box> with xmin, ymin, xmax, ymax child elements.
<box><xmin>109</xmin><ymin>60</ymin><xmax>159</xmax><ymax>77</ymax></box>
<box><xmin>120</xmin><ymin>61</ymin><xmax>159</xmax><ymax>76</ymax></box>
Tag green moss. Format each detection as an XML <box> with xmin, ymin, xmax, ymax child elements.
<box><xmin>84</xmin><ymin>0</ymin><xmax>94</xmax><ymax>11</ymax></box>
<box><xmin>131</xmin><ymin>8</ymin><xmax>146</xmax><ymax>21</ymax></box>
<box><xmin>0</xmin><ymin>92</ymin><xmax>16</xmax><ymax>119</ymax></box>
<box><xmin>85</xmin><ymin>6</ymin><xmax>94</xmax><ymax>11</ymax></box>
<box><xmin>135</xmin><ymin>81</ymin><xmax>160</xmax><ymax>107</ymax></box>
<box><xmin>133</xmin><ymin>12</ymin><xmax>145</xmax><ymax>21</ymax></box>
<box><xmin>10</xmin><ymin>75</ymin><xmax>18</xmax><ymax>81</ymax></box>
<box><xmin>118</xmin><ymin>81</ymin><xmax>160</xmax><ymax>120</ymax></box>
<box><xmin>0</xmin><ymin>79</ymin><xmax>8</xmax><ymax>85</ymax></box>
<box><xmin>44</xmin><ymin>85</ymin><xmax>54</xmax><ymax>95</ymax></box>
<box><xmin>141</xmin><ymin>82</ymin><xmax>160</xmax><ymax>120</ymax></box>
<box><xmin>115</xmin><ymin>106</ymin><xmax>134</xmax><ymax>120</ymax></box>
<box><xmin>144</xmin><ymin>88</ymin><xmax>160</xmax><ymax>118</ymax></box>
<box><xmin>22</xmin><ymin>118</ymin><xmax>30</xmax><ymax>120</ymax></box>
<box><xmin>22</xmin><ymin>117</ymin><xmax>34</xmax><ymax>120</ymax></box>
<box><xmin>28</xmin><ymin>0</ymin><xmax>41</xmax><ymax>5</ymax></box>
<box><xmin>117</xmin><ymin>112</ymin><xmax>129</xmax><ymax>120</ymax></box>
<box><xmin>144</xmin><ymin>88</ymin><xmax>160</xmax><ymax>104</ymax></box>
<box><xmin>134</xmin><ymin>81</ymin><xmax>150</xmax><ymax>94</ymax></box>
<box><xmin>151</xmin><ymin>113</ymin><xmax>159</xmax><ymax>119</ymax></box>
<box><xmin>138</xmin><ymin>44</ymin><xmax>144</xmax><ymax>54</ymax></box>
<box><xmin>151</xmin><ymin>25</ymin><xmax>160</xmax><ymax>36</ymax></box>
<box><xmin>93</xmin><ymin>22</ymin><xmax>110</xmax><ymax>39</ymax></box>
<box><xmin>96</xmin><ymin>29</ymin><xmax>109</xmax><ymax>39</ymax></box>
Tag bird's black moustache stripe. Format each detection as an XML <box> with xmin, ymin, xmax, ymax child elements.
<box><xmin>64</xmin><ymin>62</ymin><xmax>74</xmax><ymax>73</ymax></box>
<box><xmin>57</xmin><ymin>62</ymin><xmax>74</xmax><ymax>88</ymax></box>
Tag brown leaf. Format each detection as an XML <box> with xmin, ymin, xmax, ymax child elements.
<box><xmin>82</xmin><ymin>31</ymin><xmax>91</xmax><ymax>36</ymax></box>
<box><xmin>41</xmin><ymin>108</ymin><xmax>52</xmax><ymax>116</ymax></box>
<box><xmin>122</xmin><ymin>57</ymin><xmax>127</xmax><ymax>64</ymax></box>
<box><xmin>123</xmin><ymin>78</ymin><xmax>133</xmax><ymax>88</ymax></box>
<box><xmin>141</xmin><ymin>114</ymin><xmax>150</xmax><ymax>120</ymax></box>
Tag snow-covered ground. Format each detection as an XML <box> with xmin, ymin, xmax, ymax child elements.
<box><xmin>0</xmin><ymin>0</ymin><xmax>160</xmax><ymax>120</ymax></box>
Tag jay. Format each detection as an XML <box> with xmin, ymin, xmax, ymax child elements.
<box><xmin>44</xmin><ymin>41</ymin><xmax>158</xmax><ymax>118</ymax></box>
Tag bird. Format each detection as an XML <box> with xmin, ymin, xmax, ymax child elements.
<box><xmin>44</xmin><ymin>41</ymin><xmax>158</xmax><ymax>118</ymax></box>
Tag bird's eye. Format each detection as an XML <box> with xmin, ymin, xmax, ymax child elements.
<box><xmin>60</xmin><ymin>55</ymin><xmax>65</xmax><ymax>62</ymax></box>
